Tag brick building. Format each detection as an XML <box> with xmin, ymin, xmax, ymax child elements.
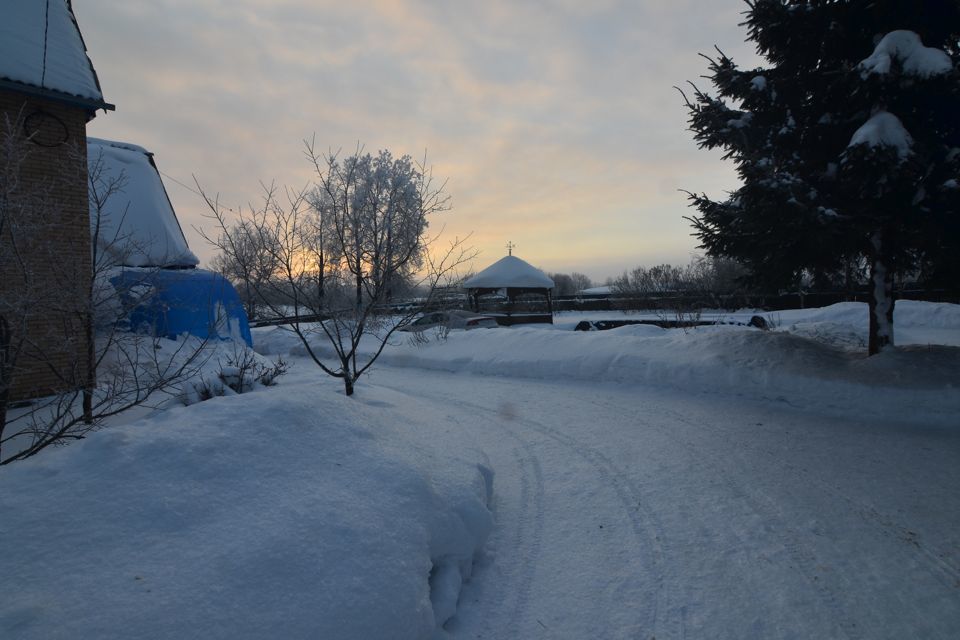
<box><xmin>0</xmin><ymin>1</ymin><xmax>113</xmax><ymax>400</ymax></box>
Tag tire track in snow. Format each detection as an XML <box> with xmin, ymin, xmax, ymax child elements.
<box><xmin>848</xmin><ymin>504</ymin><xmax>960</xmax><ymax>588</ymax></box>
<box><xmin>436</xmin><ymin>405</ymin><xmax>547</xmax><ymax>635</ymax></box>
<box><xmin>415</xmin><ymin>387</ymin><xmax>679</xmax><ymax>640</ymax></box>
<box><xmin>730</xmin><ymin>432</ymin><xmax>960</xmax><ymax>590</ymax></box>
<box><xmin>507</xmin><ymin>415</ymin><xmax>677</xmax><ymax>640</ymax></box>
<box><xmin>590</xmin><ymin>387</ymin><xmax>959</xmax><ymax>637</ymax></box>
<box><xmin>650</xmin><ymin>404</ymin><xmax>866</xmax><ymax>640</ymax></box>
<box><xmin>502</xmin><ymin>439</ymin><xmax>546</xmax><ymax>633</ymax></box>
<box><xmin>567</xmin><ymin>389</ymin><xmax>864</xmax><ymax>639</ymax></box>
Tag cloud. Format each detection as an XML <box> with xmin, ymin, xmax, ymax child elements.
<box><xmin>79</xmin><ymin>0</ymin><xmax>760</xmax><ymax>280</ymax></box>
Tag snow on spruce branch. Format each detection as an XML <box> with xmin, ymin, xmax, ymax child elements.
<box><xmin>846</xmin><ymin>111</ymin><xmax>913</xmax><ymax>160</ymax></box>
<box><xmin>858</xmin><ymin>30</ymin><xmax>953</xmax><ymax>78</ymax></box>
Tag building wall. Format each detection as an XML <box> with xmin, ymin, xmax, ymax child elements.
<box><xmin>0</xmin><ymin>90</ymin><xmax>92</xmax><ymax>401</ymax></box>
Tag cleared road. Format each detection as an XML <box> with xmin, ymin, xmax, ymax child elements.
<box><xmin>377</xmin><ymin>367</ymin><xmax>960</xmax><ymax>639</ymax></box>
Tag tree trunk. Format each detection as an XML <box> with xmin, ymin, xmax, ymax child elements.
<box><xmin>356</xmin><ymin>272</ymin><xmax>363</xmax><ymax>314</ymax></box>
<box><xmin>867</xmin><ymin>232</ymin><xmax>895</xmax><ymax>356</ymax></box>
<box><xmin>342</xmin><ymin>354</ymin><xmax>355</xmax><ymax>396</ymax></box>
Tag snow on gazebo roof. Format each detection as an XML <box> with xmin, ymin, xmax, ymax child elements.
<box><xmin>463</xmin><ymin>255</ymin><xmax>555</xmax><ymax>290</ymax></box>
<box><xmin>0</xmin><ymin>0</ymin><xmax>110</xmax><ymax>111</ymax></box>
<box><xmin>89</xmin><ymin>138</ymin><xmax>199</xmax><ymax>269</ymax></box>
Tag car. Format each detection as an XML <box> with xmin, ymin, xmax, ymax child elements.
<box><xmin>398</xmin><ymin>310</ymin><xmax>500</xmax><ymax>332</ymax></box>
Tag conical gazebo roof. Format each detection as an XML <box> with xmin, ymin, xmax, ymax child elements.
<box><xmin>464</xmin><ymin>255</ymin><xmax>554</xmax><ymax>290</ymax></box>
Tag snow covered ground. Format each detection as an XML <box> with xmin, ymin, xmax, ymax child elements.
<box><xmin>2</xmin><ymin>301</ymin><xmax>958</xmax><ymax>638</ymax></box>
<box><xmin>1</xmin><ymin>372</ymin><xmax>494</xmax><ymax>639</ymax></box>
<box><xmin>255</xmin><ymin>301</ymin><xmax>960</xmax><ymax>428</ymax></box>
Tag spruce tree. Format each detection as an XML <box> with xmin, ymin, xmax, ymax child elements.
<box><xmin>682</xmin><ymin>0</ymin><xmax>960</xmax><ymax>355</ymax></box>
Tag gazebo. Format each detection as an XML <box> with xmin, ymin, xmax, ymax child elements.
<box><xmin>463</xmin><ymin>255</ymin><xmax>555</xmax><ymax>325</ymax></box>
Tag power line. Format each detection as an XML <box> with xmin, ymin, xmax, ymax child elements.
<box><xmin>158</xmin><ymin>170</ymin><xmax>237</xmax><ymax>214</ymax></box>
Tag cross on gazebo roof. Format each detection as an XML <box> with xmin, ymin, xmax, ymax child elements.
<box><xmin>506</xmin><ymin>241</ymin><xmax>516</xmax><ymax>256</ymax></box>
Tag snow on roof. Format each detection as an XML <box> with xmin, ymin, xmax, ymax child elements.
<box><xmin>847</xmin><ymin>111</ymin><xmax>913</xmax><ymax>160</ymax></box>
<box><xmin>463</xmin><ymin>255</ymin><xmax>555</xmax><ymax>289</ymax></box>
<box><xmin>580</xmin><ymin>285</ymin><xmax>613</xmax><ymax>295</ymax></box>
<box><xmin>859</xmin><ymin>30</ymin><xmax>953</xmax><ymax>78</ymax></box>
<box><xmin>89</xmin><ymin>138</ymin><xmax>199</xmax><ymax>268</ymax></box>
<box><xmin>0</xmin><ymin>0</ymin><xmax>108</xmax><ymax>108</ymax></box>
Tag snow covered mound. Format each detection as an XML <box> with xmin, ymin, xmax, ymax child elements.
<box><xmin>0</xmin><ymin>378</ymin><xmax>493</xmax><ymax>639</ymax></box>
<box><xmin>775</xmin><ymin>300</ymin><xmax>960</xmax><ymax>350</ymax></box>
<box><xmin>253</xmin><ymin>301</ymin><xmax>960</xmax><ymax>428</ymax></box>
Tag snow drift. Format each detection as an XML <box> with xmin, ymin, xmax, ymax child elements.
<box><xmin>0</xmin><ymin>376</ymin><xmax>493</xmax><ymax>639</ymax></box>
<box><xmin>255</xmin><ymin>301</ymin><xmax>960</xmax><ymax>428</ymax></box>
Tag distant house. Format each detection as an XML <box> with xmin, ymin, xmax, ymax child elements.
<box><xmin>463</xmin><ymin>255</ymin><xmax>555</xmax><ymax>325</ymax></box>
<box><xmin>0</xmin><ymin>0</ymin><xmax>113</xmax><ymax>400</ymax></box>
<box><xmin>578</xmin><ymin>285</ymin><xmax>614</xmax><ymax>298</ymax></box>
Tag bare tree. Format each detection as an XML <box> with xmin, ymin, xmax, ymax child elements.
<box><xmin>208</xmin><ymin>220</ymin><xmax>281</xmax><ymax>321</ymax></box>
<box><xmin>612</xmin><ymin>263</ymin><xmax>686</xmax><ymax>297</ymax></box>
<box><xmin>0</xmin><ymin>119</ymin><xmax>211</xmax><ymax>464</ymax></box>
<box><xmin>202</xmin><ymin>142</ymin><xmax>473</xmax><ymax>396</ymax></box>
<box><xmin>548</xmin><ymin>272</ymin><xmax>594</xmax><ymax>296</ymax></box>
<box><xmin>683</xmin><ymin>255</ymin><xmax>747</xmax><ymax>304</ymax></box>
<box><xmin>548</xmin><ymin>272</ymin><xmax>576</xmax><ymax>296</ymax></box>
<box><xmin>570</xmin><ymin>272</ymin><xmax>593</xmax><ymax>293</ymax></box>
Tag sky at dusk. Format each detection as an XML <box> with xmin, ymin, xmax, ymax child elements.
<box><xmin>80</xmin><ymin>0</ymin><xmax>762</xmax><ymax>282</ymax></box>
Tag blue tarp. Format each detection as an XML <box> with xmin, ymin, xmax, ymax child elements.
<box><xmin>110</xmin><ymin>268</ymin><xmax>253</xmax><ymax>347</ymax></box>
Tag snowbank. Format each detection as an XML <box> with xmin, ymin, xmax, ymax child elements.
<box><xmin>255</xmin><ymin>301</ymin><xmax>960</xmax><ymax>427</ymax></box>
<box><xmin>384</xmin><ymin>325</ymin><xmax>957</xmax><ymax>424</ymax></box>
<box><xmin>0</xmin><ymin>369</ymin><xmax>492</xmax><ymax>639</ymax></box>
